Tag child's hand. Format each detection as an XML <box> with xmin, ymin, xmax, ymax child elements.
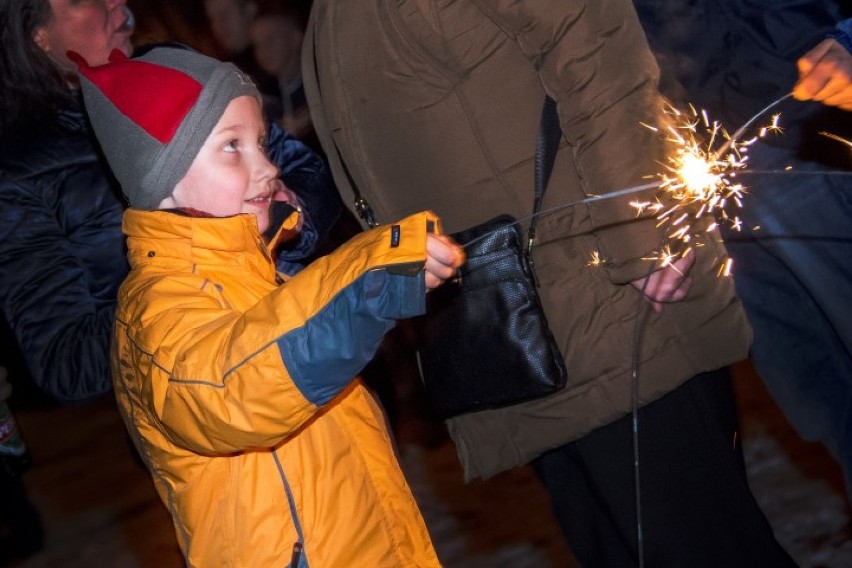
<box><xmin>424</xmin><ymin>234</ymin><xmax>465</xmax><ymax>290</ymax></box>
<box><xmin>271</xmin><ymin>179</ymin><xmax>304</xmax><ymax>232</ymax></box>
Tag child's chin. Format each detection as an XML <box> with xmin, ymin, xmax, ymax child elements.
<box><xmin>256</xmin><ymin>215</ymin><xmax>270</xmax><ymax>234</ymax></box>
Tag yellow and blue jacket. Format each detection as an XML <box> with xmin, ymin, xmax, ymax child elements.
<box><xmin>112</xmin><ymin>208</ymin><xmax>441</xmax><ymax>567</ymax></box>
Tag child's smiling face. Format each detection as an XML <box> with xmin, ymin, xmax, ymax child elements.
<box><xmin>162</xmin><ymin>95</ymin><xmax>279</xmax><ymax>233</ymax></box>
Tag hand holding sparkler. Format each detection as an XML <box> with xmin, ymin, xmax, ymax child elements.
<box><xmin>793</xmin><ymin>38</ymin><xmax>852</xmax><ymax>111</ymax></box>
<box><xmin>630</xmin><ymin>248</ymin><xmax>695</xmax><ymax>313</ymax></box>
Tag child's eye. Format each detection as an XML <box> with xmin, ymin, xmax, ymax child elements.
<box><xmin>258</xmin><ymin>135</ymin><xmax>269</xmax><ymax>150</ymax></box>
<box><xmin>223</xmin><ymin>140</ymin><xmax>239</xmax><ymax>153</ymax></box>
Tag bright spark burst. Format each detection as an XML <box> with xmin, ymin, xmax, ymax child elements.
<box><xmin>635</xmin><ymin>102</ymin><xmax>782</xmax><ymax>273</ymax></box>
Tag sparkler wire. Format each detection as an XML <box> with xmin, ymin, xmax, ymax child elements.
<box><xmin>716</xmin><ymin>93</ymin><xmax>793</xmax><ymax>156</ymax></box>
<box><xmin>460</xmin><ymin>181</ymin><xmax>662</xmax><ymax>250</ymax></box>
<box><xmin>630</xmin><ymin>257</ymin><xmax>659</xmax><ymax>568</ymax></box>
<box><xmin>741</xmin><ymin>169</ymin><xmax>852</xmax><ymax>176</ymax></box>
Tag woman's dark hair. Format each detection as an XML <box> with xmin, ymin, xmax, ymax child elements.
<box><xmin>0</xmin><ymin>0</ymin><xmax>67</xmax><ymax>133</ymax></box>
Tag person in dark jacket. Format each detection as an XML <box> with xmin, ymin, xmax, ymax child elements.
<box><xmin>633</xmin><ymin>0</ymin><xmax>852</xmax><ymax>500</ymax></box>
<box><xmin>0</xmin><ymin>0</ymin><xmax>343</xmax><ymax>402</ymax></box>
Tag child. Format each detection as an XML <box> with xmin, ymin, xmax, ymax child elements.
<box><xmin>71</xmin><ymin>46</ymin><xmax>461</xmax><ymax>567</ymax></box>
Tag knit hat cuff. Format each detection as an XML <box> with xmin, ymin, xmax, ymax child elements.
<box><xmin>137</xmin><ymin>63</ymin><xmax>260</xmax><ymax>209</ymax></box>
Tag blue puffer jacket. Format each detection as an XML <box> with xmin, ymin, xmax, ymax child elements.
<box><xmin>0</xmin><ymin>91</ymin><xmax>342</xmax><ymax>402</ymax></box>
<box><xmin>634</xmin><ymin>0</ymin><xmax>851</xmax><ymax>149</ymax></box>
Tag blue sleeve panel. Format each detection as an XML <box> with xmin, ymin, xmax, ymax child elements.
<box><xmin>276</xmin><ymin>269</ymin><xmax>426</xmax><ymax>406</ymax></box>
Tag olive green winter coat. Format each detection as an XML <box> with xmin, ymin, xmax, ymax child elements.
<box><xmin>304</xmin><ymin>0</ymin><xmax>751</xmax><ymax>480</ymax></box>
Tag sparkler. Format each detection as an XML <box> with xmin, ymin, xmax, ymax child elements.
<box><xmin>620</xmin><ymin>94</ymin><xmax>790</xmax><ymax>269</ymax></box>
<box><xmin>465</xmin><ymin>93</ymin><xmax>795</xmax><ymax>269</ymax></box>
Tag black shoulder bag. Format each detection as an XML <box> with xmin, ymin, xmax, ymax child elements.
<box><xmin>411</xmin><ymin>97</ymin><xmax>567</xmax><ymax>417</ymax></box>
<box><xmin>340</xmin><ymin>97</ymin><xmax>567</xmax><ymax>418</ymax></box>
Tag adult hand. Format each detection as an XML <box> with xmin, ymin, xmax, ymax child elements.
<box><xmin>0</xmin><ymin>367</ymin><xmax>11</xmax><ymax>403</ymax></box>
<box><xmin>630</xmin><ymin>248</ymin><xmax>696</xmax><ymax>313</ymax></box>
<box><xmin>793</xmin><ymin>38</ymin><xmax>852</xmax><ymax>110</ymax></box>
<box><xmin>424</xmin><ymin>234</ymin><xmax>465</xmax><ymax>290</ymax></box>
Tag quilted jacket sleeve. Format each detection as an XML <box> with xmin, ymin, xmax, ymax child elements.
<box><xmin>0</xmin><ymin>145</ymin><xmax>126</xmax><ymax>402</ymax></box>
<box><xmin>119</xmin><ymin>213</ymin><xmax>433</xmax><ymax>454</ymax></box>
<box><xmin>470</xmin><ymin>0</ymin><xmax>669</xmax><ymax>283</ymax></box>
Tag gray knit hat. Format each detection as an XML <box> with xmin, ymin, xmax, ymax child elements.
<box><xmin>69</xmin><ymin>47</ymin><xmax>261</xmax><ymax>210</ymax></box>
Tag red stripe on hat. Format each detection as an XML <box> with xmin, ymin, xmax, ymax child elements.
<box><xmin>70</xmin><ymin>49</ymin><xmax>202</xmax><ymax>144</ymax></box>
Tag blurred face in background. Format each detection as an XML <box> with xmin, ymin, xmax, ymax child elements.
<box><xmin>251</xmin><ymin>14</ymin><xmax>303</xmax><ymax>80</ymax></box>
<box><xmin>34</xmin><ymin>0</ymin><xmax>134</xmax><ymax>77</ymax></box>
<box><xmin>205</xmin><ymin>0</ymin><xmax>256</xmax><ymax>54</ymax></box>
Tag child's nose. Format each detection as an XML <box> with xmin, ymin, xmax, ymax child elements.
<box><xmin>257</xmin><ymin>154</ymin><xmax>279</xmax><ymax>182</ymax></box>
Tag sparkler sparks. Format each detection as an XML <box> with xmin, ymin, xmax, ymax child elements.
<box><xmin>643</xmin><ymin>104</ymin><xmax>749</xmax><ymax>235</ymax></box>
<box><xmin>587</xmin><ymin>250</ymin><xmax>606</xmax><ymax>267</ymax></box>
<box><xmin>632</xmin><ymin>100</ymin><xmax>785</xmax><ymax>271</ymax></box>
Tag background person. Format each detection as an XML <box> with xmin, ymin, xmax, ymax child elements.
<box><xmin>304</xmin><ymin>1</ymin><xmax>795</xmax><ymax>565</ymax></box>
<box><xmin>633</xmin><ymin>0</ymin><xmax>852</xmax><ymax>500</ymax></box>
<box><xmin>0</xmin><ymin>0</ymin><xmax>341</xmax><ymax>402</ymax></box>
<box><xmin>202</xmin><ymin>0</ymin><xmax>283</xmax><ymax>121</ymax></box>
<box><xmin>250</xmin><ymin>0</ymin><xmax>317</xmax><ymax>148</ymax></box>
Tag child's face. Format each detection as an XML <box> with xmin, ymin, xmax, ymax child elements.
<box><xmin>167</xmin><ymin>96</ymin><xmax>279</xmax><ymax>233</ymax></box>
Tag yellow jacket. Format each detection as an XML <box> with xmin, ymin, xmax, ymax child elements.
<box><xmin>112</xmin><ymin>209</ymin><xmax>441</xmax><ymax>567</ymax></box>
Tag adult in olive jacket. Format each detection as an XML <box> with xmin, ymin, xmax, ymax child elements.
<box><xmin>305</xmin><ymin>0</ymin><xmax>796</xmax><ymax>565</ymax></box>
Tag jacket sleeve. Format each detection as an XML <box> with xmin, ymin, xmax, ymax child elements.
<box><xmin>470</xmin><ymin>0</ymin><xmax>669</xmax><ymax>283</ymax></box>
<box><xmin>0</xmin><ymin>178</ymin><xmax>123</xmax><ymax>402</ymax></box>
<box><xmin>129</xmin><ymin>212</ymin><xmax>433</xmax><ymax>454</ymax></box>
<box><xmin>828</xmin><ymin>18</ymin><xmax>852</xmax><ymax>52</ymax></box>
<box><xmin>266</xmin><ymin>122</ymin><xmax>345</xmax><ymax>269</ymax></box>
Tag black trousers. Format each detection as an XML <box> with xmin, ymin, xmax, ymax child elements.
<box><xmin>0</xmin><ymin>472</ymin><xmax>43</xmax><ymax>563</ymax></box>
<box><xmin>532</xmin><ymin>368</ymin><xmax>797</xmax><ymax>568</ymax></box>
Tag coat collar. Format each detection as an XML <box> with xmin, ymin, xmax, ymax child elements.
<box><xmin>123</xmin><ymin>209</ymin><xmax>284</xmax><ymax>279</ymax></box>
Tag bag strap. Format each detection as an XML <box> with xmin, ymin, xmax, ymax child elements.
<box><xmin>527</xmin><ymin>96</ymin><xmax>561</xmax><ymax>254</ymax></box>
<box><xmin>335</xmin><ymin>96</ymin><xmax>562</xmax><ymax>235</ymax></box>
